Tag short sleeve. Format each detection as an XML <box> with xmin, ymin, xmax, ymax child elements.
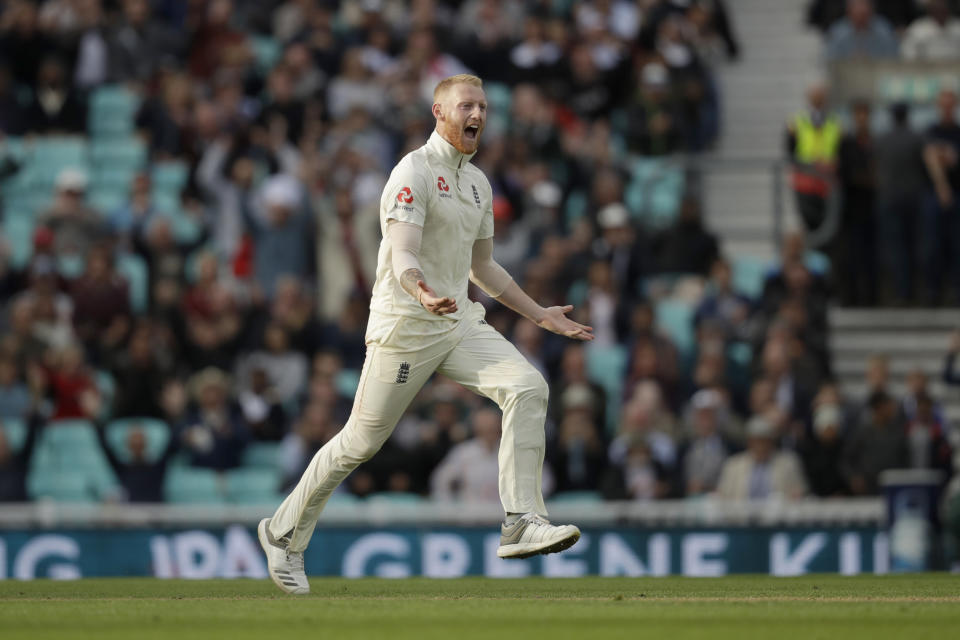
<box><xmin>476</xmin><ymin>176</ymin><xmax>495</xmax><ymax>240</ymax></box>
<box><xmin>383</xmin><ymin>158</ymin><xmax>428</xmax><ymax>227</ymax></box>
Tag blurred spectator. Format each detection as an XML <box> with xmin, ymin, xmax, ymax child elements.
<box><xmin>905</xmin><ymin>391</ymin><xmax>953</xmax><ymax>475</ymax></box>
<box><xmin>842</xmin><ymin>391</ymin><xmax>907</xmax><ymax>495</ymax></box>
<box><xmin>430</xmin><ymin>407</ymin><xmax>502</xmax><ymax>504</ymax></box>
<box><xmin>25</xmin><ymin>56</ymin><xmax>86</xmax><ymax>134</ymax></box>
<box><xmin>44</xmin><ymin>343</ymin><xmax>96</xmax><ymax>420</ymax></box>
<box><xmin>786</xmin><ymin>82</ymin><xmax>841</xmax><ymax>232</ymax></box>
<box><xmin>654</xmin><ymin>196</ymin><xmax>719</xmax><ymax>276</ymax></box>
<box><xmin>39</xmin><ymin>169</ymin><xmax>107</xmax><ymax>262</ymax></box>
<box><xmin>716</xmin><ymin>415</ymin><xmax>809</xmax><ymax>500</ymax></box>
<box><xmin>0</xmin><ymin>350</ymin><xmax>30</xmax><ymax>418</ymax></box>
<box><xmin>87</xmin><ymin>393</ymin><xmax>179</xmax><ymax>503</ymax></box>
<box><xmin>625</xmin><ymin>62</ymin><xmax>683</xmax><ymax>156</ymax></box>
<box><xmin>836</xmin><ymin>99</ymin><xmax>877</xmax><ymax>306</ymax></box>
<box><xmin>601</xmin><ymin>435</ymin><xmax>671</xmax><ymax>500</ymax></box>
<box><xmin>944</xmin><ymin>329</ymin><xmax>960</xmax><ymax>385</ymax></box>
<box><xmin>237</xmin><ymin>367</ymin><xmax>288</xmax><ymax>442</ymax></box>
<box><xmin>72</xmin><ymin>0</ymin><xmax>108</xmax><ymax>90</ymax></box>
<box><xmin>244</xmin><ymin>174</ymin><xmax>314</xmax><ymax>298</ymax></box>
<box><xmin>679</xmin><ymin>389</ymin><xmax>734</xmax><ymax>496</ymax></box>
<box><xmin>109</xmin><ymin>320</ymin><xmax>172</xmax><ymax>419</ymax></box>
<box><xmin>922</xmin><ymin>89</ymin><xmax>960</xmax><ymax>305</ymax></box>
<box><xmin>0</xmin><ymin>1</ymin><xmax>55</xmax><ymax>87</ymax></box>
<box><xmin>281</xmin><ymin>399</ymin><xmax>338</xmax><ymax>490</ymax></box>
<box><xmin>592</xmin><ymin>203</ymin><xmax>650</xmax><ymax>303</ymax></box>
<box><xmin>550</xmin><ymin>343</ymin><xmax>606</xmax><ymax>429</ymax></box>
<box><xmin>549</xmin><ymin>409</ymin><xmax>606</xmax><ymax>494</ymax></box>
<box><xmin>825</xmin><ymin>0</ymin><xmax>899</xmax><ymax>60</ymax></box>
<box><xmin>178</xmin><ymin>367</ymin><xmax>249</xmax><ymax>470</ymax></box>
<box><xmin>901</xmin><ymin>0</ymin><xmax>960</xmax><ymax>60</ymax></box>
<box><xmin>808</xmin><ymin>0</ymin><xmax>920</xmax><ymax>33</ymax></box>
<box><xmin>70</xmin><ymin>246</ymin><xmax>131</xmax><ymax>354</ymax></box>
<box><xmin>695</xmin><ymin>258</ymin><xmax>752</xmax><ymax>343</ymax></box>
<box><xmin>799</xmin><ymin>402</ymin><xmax>849</xmax><ymax>496</ymax></box>
<box><xmin>875</xmin><ymin>102</ymin><xmax>925</xmax><ymax>304</ymax></box>
<box><xmin>236</xmin><ymin>322</ymin><xmax>308</xmax><ymax>406</ymax></box>
<box><xmin>110</xmin><ymin>0</ymin><xmax>182</xmax><ymax>83</ymax></box>
<box><xmin>0</xmin><ymin>411</ymin><xmax>43</xmax><ymax>501</ymax></box>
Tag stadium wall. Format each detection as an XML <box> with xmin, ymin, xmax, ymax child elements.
<box><xmin>0</xmin><ymin>526</ymin><xmax>887</xmax><ymax>580</ymax></box>
<box><xmin>0</xmin><ymin>499</ymin><xmax>894</xmax><ymax>579</ymax></box>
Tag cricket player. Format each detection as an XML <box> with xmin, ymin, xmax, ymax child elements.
<box><xmin>258</xmin><ymin>74</ymin><xmax>593</xmax><ymax>594</ymax></box>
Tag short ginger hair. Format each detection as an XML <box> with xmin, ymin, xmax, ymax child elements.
<box><xmin>433</xmin><ymin>74</ymin><xmax>483</xmax><ymax>102</ymax></box>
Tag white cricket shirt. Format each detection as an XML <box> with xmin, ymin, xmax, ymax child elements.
<box><xmin>366</xmin><ymin>131</ymin><xmax>495</xmax><ymax>349</ymax></box>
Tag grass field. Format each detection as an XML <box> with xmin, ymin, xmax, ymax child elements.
<box><xmin>1</xmin><ymin>575</ymin><xmax>958</xmax><ymax>639</ymax></box>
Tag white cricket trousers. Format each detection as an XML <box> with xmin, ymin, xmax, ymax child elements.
<box><xmin>269</xmin><ymin>314</ymin><xmax>549</xmax><ymax>551</ymax></box>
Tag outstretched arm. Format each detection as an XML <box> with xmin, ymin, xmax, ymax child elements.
<box><xmin>388</xmin><ymin>220</ymin><xmax>457</xmax><ymax>315</ymax></box>
<box><xmin>470</xmin><ymin>238</ymin><xmax>593</xmax><ymax>341</ymax></box>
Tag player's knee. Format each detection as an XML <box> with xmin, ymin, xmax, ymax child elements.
<box><xmin>518</xmin><ymin>367</ymin><xmax>549</xmax><ymax>404</ymax></box>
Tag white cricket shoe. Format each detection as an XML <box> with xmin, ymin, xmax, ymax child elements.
<box><xmin>258</xmin><ymin>518</ymin><xmax>309</xmax><ymax>595</ymax></box>
<box><xmin>496</xmin><ymin>513</ymin><xmax>581</xmax><ymax>559</ymax></box>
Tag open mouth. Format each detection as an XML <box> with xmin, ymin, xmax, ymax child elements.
<box><xmin>463</xmin><ymin>124</ymin><xmax>479</xmax><ymax>141</ymax></box>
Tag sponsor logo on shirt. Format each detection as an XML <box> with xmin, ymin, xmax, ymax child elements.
<box><xmin>471</xmin><ymin>185</ymin><xmax>481</xmax><ymax>209</ymax></box>
<box><xmin>396</xmin><ymin>362</ymin><xmax>411</xmax><ymax>384</ymax></box>
<box><xmin>396</xmin><ymin>187</ymin><xmax>414</xmax><ymax>204</ymax></box>
<box><xmin>437</xmin><ymin>175</ymin><xmax>452</xmax><ymax>199</ymax></box>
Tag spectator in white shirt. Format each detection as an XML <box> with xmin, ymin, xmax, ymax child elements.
<box><xmin>430</xmin><ymin>407</ymin><xmax>503</xmax><ymax>504</ymax></box>
<box><xmin>902</xmin><ymin>0</ymin><xmax>960</xmax><ymax>61</ymax></box>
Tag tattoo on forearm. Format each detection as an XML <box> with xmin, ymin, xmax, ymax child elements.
<box><xmin>400</xmin><ymin>268</ymin><xmax>425</xmax><ymax>301</ymax></box>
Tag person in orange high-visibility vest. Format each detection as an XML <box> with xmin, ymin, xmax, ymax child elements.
<box><xmin>786</xmin><ymin>82</ymin><xmax>842</xmax><ymax>231</ymax></box>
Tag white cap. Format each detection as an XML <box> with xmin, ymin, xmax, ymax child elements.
<box><xmin>598</xmin><ymin>203</ymin><xmax>630</xmax><ymax>229</ymax></box>
<box><xmin>746</xmin><ymin>415</ymin><xmax>776</xmax><ymax>439</ymax></box>
<box><xmin>261</xmin><ymin>174</ymin><xmax>301</xmax><ymax>210</ymax></box>
<box><xmin>56</xmin><ymin>168</ymin><xmax>88</xmax><ymax>192</ymax></box>
<box><xmin>641</xmin><ymin>62</ymin><xmax>670</xmax><ymax>88</ymax></box>
<box><xmin>691</xmin><ymin>389</ymin><xmax>722</xmax><ymax>411</ymax></box>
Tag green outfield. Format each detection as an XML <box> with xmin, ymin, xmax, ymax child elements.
<box><xmin>1</xmin><ymin>575</ymin><xmax>958</xmax><ymax>639</ymax></box>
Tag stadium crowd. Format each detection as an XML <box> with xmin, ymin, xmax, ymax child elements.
<box><xmin>792</xmin><ymin>0</ymin><xmax>960</xmax><ymax>307</ymax></box>
<box><xmin>0</xmin><ymin>0</ymin><xmax>956</xmax><ymax>508</ymax></box>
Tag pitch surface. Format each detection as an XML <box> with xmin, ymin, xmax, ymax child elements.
<box><xmin>1</xmin><ymin>575</ymin><xmax>958</xmax><ymax>639</ymax></box>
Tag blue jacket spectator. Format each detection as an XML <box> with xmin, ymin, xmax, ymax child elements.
<box><xmin>826</xmin><ymin>0</ymin><xmax>900</xmax><ymax>60</ymax></box>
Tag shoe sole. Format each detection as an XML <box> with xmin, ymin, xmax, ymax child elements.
<box><xmin>496</xmin><ymin>529</ymin><xmax>581</xmax><ymax>559</ymax></box>
<box><xmin>258</xmin><ymin>518</ymin><xmax>309</xmax><ymax>595</ymax></box>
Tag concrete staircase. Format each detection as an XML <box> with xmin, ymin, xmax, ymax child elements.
<box><xmin>829</xmin><ymin>308</ymin><xmax>960</xmax><ymax>422</ymax></box>
<box><xmin>703</xmin><ymin>0</ymin><xmax>824</xmax><ymax>261</ymax></box>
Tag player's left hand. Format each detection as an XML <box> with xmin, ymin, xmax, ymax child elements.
<box><xmin>537</xmin><ymin>305</ymin><xmax>594</xmax><ymax>341</ymax></box>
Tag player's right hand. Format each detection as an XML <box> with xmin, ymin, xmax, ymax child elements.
<box><xmin>417</xmin><ymin>280</ymin><xmax>458</xmax><ymax>316</ymax></box>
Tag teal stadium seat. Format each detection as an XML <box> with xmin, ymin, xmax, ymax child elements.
<box><xmin>27</xmin><ymin>419</ymin><xmax>119</xmax><ymax>501</ymax></box>
<box><xmin>250</xmin><ymin>36</ymin><xmax>282</xmax><ymax>74</ymax></box>
<box><xmin>2</xmin><ymin>215</ymin><xmax>35</xmax><ymax>268</ymax></box>
<box><xmin>241</xmin><ymin>442</ymin><xmax>281</xmax><ymax>469</ymax></box>
<box><xmin>163</xmin><ymin>467</ymin><xmax>225</xmax><ymax>504</ymax></box>
<box><xmin>89</xmin><ymin>85</ymin><xmax>141</xmax><ymax>137</ymax></box>
<box><xmin>655</xmin><ymin>299</ymin><xmax>696</xmax><ymax>357</ymax></box>
<box><xmin>94</xmin><ymin>369</ymin><xmax>116</xmax><ymax>421</ymax></box>
<box><xmin>225</xmin><ymin>467</ymin><xmax>283</xmax><ymax>505</ymax></box>
<box><xmin>151</xmin><ymin>161</ymin><xmax>189</xmax><ymax>193</ymax></box>
<box><xmin>0</xmin><ymin>418</ymin><xmax>27</xmax><ymax>453</ymax></box>
<box><xmin>91</xmin><ymin>137</ymin><xmax>147</xmax><ymax>170</ymax></box>
<box><xmin>105</xmin><ymin>418</ymin><xmax>171</xmax><ymax>464</ymax></box>
<box><xmin>335</xmin><ymin>369</ymin><xmax>361</xmax><ymax>398</ymax></box>
<box><xmin>28</xmin><ymin>470</ymin><xmax>104</xmax><ymax>503</ymax></box>
<box><xmin>585</xmin><ymin>344</ymin><xmax>628</xmax><ymax>434</ymax></box>
<box><xmin>116</xmin><ymin>252</ymin><xmax>149</xmax><ymax>314</ymax></box>
<box><xmin>732</xmin><ymin>256</ymin><xmax>770</xmax><ymax>299</ymax></box>
<box><xmin>86</xmin><ymin>187</ymin><xmax>129</xmax><ymax>215</ymax></box>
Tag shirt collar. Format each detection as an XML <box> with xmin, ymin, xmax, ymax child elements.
<box><xmin>426</xmin><ymin>130</ymin><xmax>476</xmax><ymax>169</ymax></box>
